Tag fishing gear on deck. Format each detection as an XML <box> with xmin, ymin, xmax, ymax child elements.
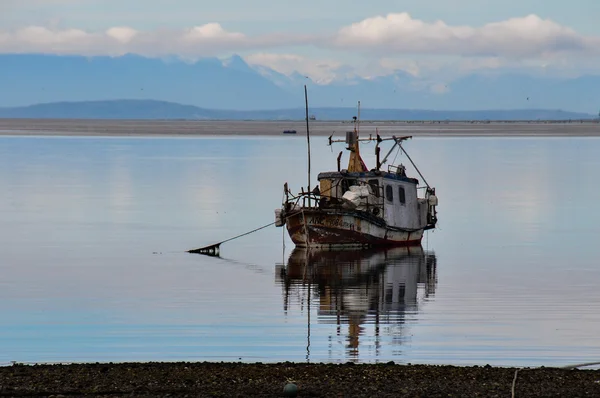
<box><xmin>188</xmin><ymin>221</ymin><xmax>276</xmax><ymax>256</ymax></box>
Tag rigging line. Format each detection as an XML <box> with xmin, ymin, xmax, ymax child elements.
<box><xmin>398</xmin><ymin>142</ymin><xmax>431</xmax><ymax>189</ymax></box>
<box><xmin>391</xmin><ymin>145</ymin><xmax>401</xmax><ymax>167</ymax></box>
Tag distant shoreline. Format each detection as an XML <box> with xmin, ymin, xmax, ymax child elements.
<box><xmin>1</xmin><ymin>118</ymin><xmax>600</xmax><ymax>137</ymax></box>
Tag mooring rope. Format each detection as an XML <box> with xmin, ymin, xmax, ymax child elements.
<box><xmin>188</xmin><ymin>221</ymin><xmax>276</xmax><ymax>255</ymax></box>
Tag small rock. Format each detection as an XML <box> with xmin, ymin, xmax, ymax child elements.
<box><xmin>283</xmin><ymin>383</ymin><xmax>298</xmax><ymax>397</ymax></box>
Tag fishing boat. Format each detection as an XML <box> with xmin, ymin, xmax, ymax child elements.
<box><xmin>274</xmin><ymin>104</ymin><xmax>438</xmax><ymax>248</ymax></box>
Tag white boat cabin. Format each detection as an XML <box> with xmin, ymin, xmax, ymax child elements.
<box><xmin>317</xmin><ymin>165</ymin><xmax>430</xmax><ymax>231</ymax></box>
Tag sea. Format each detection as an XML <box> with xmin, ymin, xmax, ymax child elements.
<box><xmin>1</xmin><ymin>128</ymin><xmax>600</xmax><ymax>367</ymax></box>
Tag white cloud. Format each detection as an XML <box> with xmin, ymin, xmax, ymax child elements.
<box><xmin>183</xmin><ymin>23</ymin><xmax>244</xmax><ymax>41</ymax></box>
<box><xmin>106</xmin><ymin>27</ymin><xmax>138</xmax><ymax>44</ymax></box>
<box><xmin>1</xmin><ymin>13</ymin><xmax>600</xmax><ymax>81</ymax></box>
<box><xmin>0</xmin><ymin>24</ymin><xmax>289</xmax><ymax>56</ymax></box>
<box><xmin>0</xmin><ymin>22</ymin><xmax>317</xmax><ymax>57</ymax></box>
<box><xmin>1</xmin><ymin>13</ymin><xmax>599</xmax><ymax>59</ymax></box>
<box><xmin>2</xmin><ymin>26</ymin><xmax>98</xmax><ymax>53</ymax></box>
<box><xmin>331</xmin><ymin>13</ymin><xmax>600</xmax><ymax>58</ymax></box>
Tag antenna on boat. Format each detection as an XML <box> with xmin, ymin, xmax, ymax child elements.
<box><xmin>304</xmin><ymin>84</ymin><xmax>311</xmax><ymax>206</ymax></box>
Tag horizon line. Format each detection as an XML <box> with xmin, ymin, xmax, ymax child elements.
<box><xmin>0</xmin><ymin>99</ymin><xmax>595</xmax><ymax>116</ymax></box>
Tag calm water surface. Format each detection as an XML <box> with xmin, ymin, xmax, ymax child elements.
<box><xmin>1</xmin><ymin>134</ymin><xmax>599</xmax><ymax>367</ymax></box>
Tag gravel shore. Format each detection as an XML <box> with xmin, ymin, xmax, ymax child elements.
<box><xmin>1</xmin><ymin>362</ymin><xmax>599</xmax><ymax>397</ymax></box>
<box><xmin>1</xmin><ymin>119</ymin><xmax>600</xmax><ymax>137</ymax></box>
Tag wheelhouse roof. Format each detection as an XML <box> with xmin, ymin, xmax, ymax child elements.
<box><xmin>317</xmin><ymin>170</ymin><xmax>419</xmax><ymax>185</ymax></box>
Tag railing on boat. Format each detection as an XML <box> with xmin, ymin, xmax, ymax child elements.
<box><xmin>283</xmin><ymin>179</ymin><xmax>386</xmax><ymax>216</ymax></box>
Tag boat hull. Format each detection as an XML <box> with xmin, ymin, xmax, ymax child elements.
<box><xmin>285</xmin><ymin>209</ymin><xmax>424</xmax><ymax>248</ymax></box>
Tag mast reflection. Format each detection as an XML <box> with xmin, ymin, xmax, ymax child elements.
<box><xmin>276</xmin><ymin>246</ymin><xmax>437</xmax><ymax>361</ymax></box>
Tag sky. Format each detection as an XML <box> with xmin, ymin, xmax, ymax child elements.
<box><xmin>1</xmin><ymin>0</ymin><xmax>600</xmax><ymax>82</ymax></box>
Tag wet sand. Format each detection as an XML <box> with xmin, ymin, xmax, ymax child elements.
<box><xmin>1</xmin><ymin>118</ymin><xmax>600</xmax><ymax>137</ymax></box>
<box><xmin>1</xmin><ymin>362</ymin><xmax>599</xmax><ymax>397</ymax></box>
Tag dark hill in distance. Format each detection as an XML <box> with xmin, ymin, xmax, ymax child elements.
<box><xmin>0</xmin><ymin>99</ymin><xmax>594</xmax><ymax>121</ymax></box>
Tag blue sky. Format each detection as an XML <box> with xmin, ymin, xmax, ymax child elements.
<box><xmin>2</xmin><ymin>0</ymin><xmax>599</xmax><ymax>33</ymax></box>
<box><xmin>1</xmin><ymin>0</ymin><xmax>600</xmax><ymax>81</ymax></box>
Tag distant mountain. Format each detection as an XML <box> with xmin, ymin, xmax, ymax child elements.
<box><xmin>0</xmin><ymin>100</ymin><xmax>212</xmax><ymax>119</ymax></box>
<box><xmin>0</xmin><ymin>53</ymin><xmax>599</xmax><ymax>113</ymax></box>
<box><xmin>0</xmin><ymin>99</ymin><xmax>593</xmax><ymax>121</ymax></box>
<box><xmin>0</xmin><ymin>53</ymin><xmax>297</xmax><ymax>110</ymax></box>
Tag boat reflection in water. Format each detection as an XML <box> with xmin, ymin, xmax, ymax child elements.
<box><xmin>276</xmin><ymin>246</ymin><xmax>437</xmax><ymax>361</ymax></box>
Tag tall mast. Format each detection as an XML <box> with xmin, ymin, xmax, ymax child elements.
<box><xmin>304</xmin><ymin>85</ymin><xmax>311</xmax><ymax>204</ymax></box>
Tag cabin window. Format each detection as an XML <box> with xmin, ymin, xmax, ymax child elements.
<box><xmin>341</xmin><ymin>178</ymin><xmax>356</xmax><ymax>193</ymax></box>
<box><xmin>385</xmin><ymin>288</ymin><xmax>393</xmax><ymax>304</ymax></box>
<box><xmin>385</xmin><ymin>185</ymin><xmax>393</xmax><ymax>202</ymax></box>
<box><xmin>397</xmin><ymin>285</ymin><xmax>406</xmax><ymax>301</ymax></box>
<box><xmin>398</xmin><ymin>186</ymin><xmax>406</xmax><ymax>204</ymax></box>
<box><xmin>368</xmin><ymin>179</ymin><xmax>380</xmax><ymax>197</ymax></box>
